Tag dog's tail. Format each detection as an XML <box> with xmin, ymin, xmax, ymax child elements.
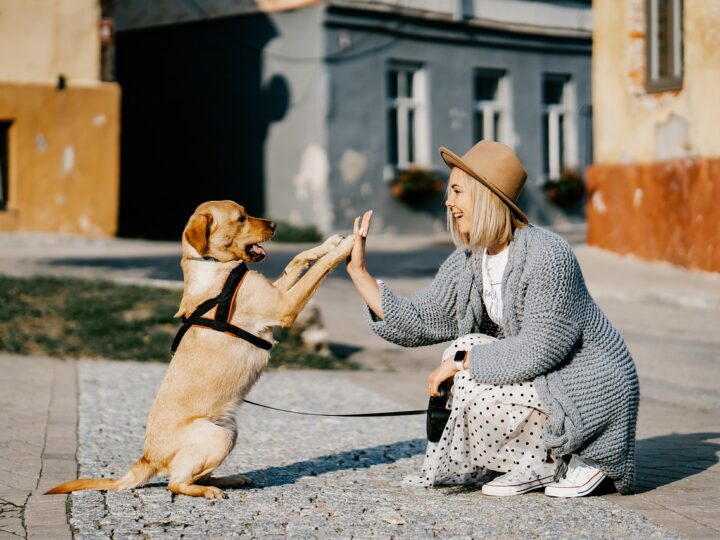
<box><xmin>45</xmin><ymin>457</ymin><xmax>156</xmax><ymax>494</ymax></box>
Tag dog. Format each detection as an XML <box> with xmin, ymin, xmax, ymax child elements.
<box><xmin>46</xmin><ymin>200</ymin><xmax>355</xmax><ymax>499</ymax></box>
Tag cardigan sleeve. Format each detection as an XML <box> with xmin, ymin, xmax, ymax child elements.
<box><xmin>468</xmin><ymin>241</ymin><xmax>583</xmax><ymax>384</ymax></box>
<box><xmin>363</xmin><ymin>249</ymin><xmax>463</xmax><ymax>347</ymax></box>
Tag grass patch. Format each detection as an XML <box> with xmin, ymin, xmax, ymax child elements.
<box><xmin>0</xmin><ymin>275</ymin><xmax>358</xmax><ymax>369</ymax></box>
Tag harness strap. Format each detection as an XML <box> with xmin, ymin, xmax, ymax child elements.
<box><xmin>170</xmin><ymin>262</ymin><xmax>273</xmax><ymax>354</ymax></box>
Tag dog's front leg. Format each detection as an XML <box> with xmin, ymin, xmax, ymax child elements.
<box><xmin>273</xmin><ymin>234</ymin><xmax>344</xmax><ymax>292</ymax></box>
<box><xmin>277</xmin><ymin>235</ymin><xmax>355</xmax><ymax>326</ymax></box>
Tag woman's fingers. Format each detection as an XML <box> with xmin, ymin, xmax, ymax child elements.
<box><xmin>428</xmin><ymin>375</ymin><xmax>440</xmax><ymax>397</ymax></box>
<box><xmin>360</xmin><ymin>210</ymin><xmax>373</xmax><ymax>238</ymax></box>
<box><xmin>353</xmin><ymin>216</ymin><xmax>360</xmax><ymax>236</ymax></box>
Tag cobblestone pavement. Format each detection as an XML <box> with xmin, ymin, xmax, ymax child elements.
<box><xmin>69</xmin><ymin>361</ymin><xmax>675</xmax><ymax>539</ymax></box>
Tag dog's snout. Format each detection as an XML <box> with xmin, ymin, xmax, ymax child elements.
<box><xmin>269</xmin><ymin>221</ymin><xmax>276</xmax><ymax>231</ymax></box>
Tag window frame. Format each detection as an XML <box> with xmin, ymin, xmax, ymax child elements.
<box><xmin>386</xmin><ymin>61</ymin><xmax>429</xmax><ymax>170</ymax></box>
<box><xmin>646</xmin><ymin>0</ymin><xmax>684</xmax><ymax>93</ymax></box>
<box><xmin>472</xmin><ymin>68</ymin><xmax>509</xmax><ymax>145</ymax></box>
<box><xmin>542</xmin><ymin>74</ymin><xmax>577</xmax><ymax>181</ymax></box>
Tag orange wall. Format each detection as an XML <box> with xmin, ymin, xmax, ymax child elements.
<box><xmin>586</xmin><ymin>158</ymin><xmax>720</xmax><ymax>273</ymax></box>
<box><xmin>0</xmin><ymin>82</ymin><xmax>120</xmax><ymax>235</ymax></box>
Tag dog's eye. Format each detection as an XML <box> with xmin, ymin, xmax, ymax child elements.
<box><xmin>239</xmin><ymin>216</ymin><xmax>246</xmax><ymax>223</ymax></box>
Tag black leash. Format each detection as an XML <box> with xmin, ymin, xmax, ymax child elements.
<box><xmin>170</xmin><ymin>262</ymin><xmax>273</xmax><ymax>355</ymax></box>
<box><xmin>242</xmin><ymin>399</ymin><xmax>427</xmax><ymax>417</ymax></box>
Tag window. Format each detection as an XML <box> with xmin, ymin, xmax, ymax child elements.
<box><xmin>473</xmin><ymin>69</ymin><xmax>507</xmax><ymax>144</ymax></box>
<box><xmin>646</xmin><ymin>0</ymin><xmax>683</xmax><ymax>92</ymax></box>
<box><xmin>387</xmin><ymin>63</ymin><xmax>428</xmax><ymax>168</ymax></box>
<box><xmin>542</xmin><ymin>74</ymin><xmax>577</xmax><ymax>180</ymax></box>
<box><xmin>0</xmin><ymin>121</ymin><xmax>10</xmax><ymax>211</ymax></box>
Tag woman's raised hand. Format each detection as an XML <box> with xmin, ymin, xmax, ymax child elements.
<box><xmin>345</xmin><ymin>210</ymin><xmax>383</xmax><ymax>319</ymax></box>
<box><xmin>346</xmin><ymin>210</ymin><xmax>373</xmax><ymax>277</ymax></box>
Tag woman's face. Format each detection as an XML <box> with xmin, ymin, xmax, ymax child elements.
<box><xmin>446</xmin><ymin>169</ymin><xmax>473</xmax><ymax>235</ymax></box>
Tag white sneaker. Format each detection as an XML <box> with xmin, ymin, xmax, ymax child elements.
<box><xmin>544</xmin><ymin>455</ymin><xmax>606</xmax><ymax>498</ymax></box>
<box><xmin>481</xmin><ymin>467</ymin><xmax>557</xmax><ymax>497</ymax></box>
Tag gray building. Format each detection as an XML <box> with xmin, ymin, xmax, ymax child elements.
<box><xmin>111</xmin><ymin>0</ymin><xmax>592</xmax><ymax>238</ymax></box>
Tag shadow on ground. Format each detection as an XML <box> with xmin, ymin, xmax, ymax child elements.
<box><xmin>233</xmin><ymin>439</ymin><xmax>425</xmax><ymax>489</ymax></box>
<box><xmin>634</xmin><ymin>432</ymin><xmax>720</xmax><ymax>493</ymax></box>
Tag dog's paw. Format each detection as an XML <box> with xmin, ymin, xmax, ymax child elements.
<box><xmin>322</xmin><ymin>234</ymin><xmax>344</xmax><ymax>249</ymax></box>
<box><xmin>202</xmin><ymin>486</ymin><xmax>226</xmax><ymax>499</ymax></box>
<box><xmin>335</xmin><ymin>234</ymin><xmax>355</xmax><ymax>256</ymax></box>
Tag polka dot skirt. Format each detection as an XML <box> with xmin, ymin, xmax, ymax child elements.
<box><xmin>404</xmin><ymin>333</ymin><xmax>554</xmax><ymax>487</ymax></box>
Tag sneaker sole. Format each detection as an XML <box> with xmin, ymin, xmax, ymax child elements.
<box><xmin>481</xmin><ymin>475</ymin><xmax>555</xmax><ymax>497</ymax></box>
<box><xmin>544</xmin><ymin>471</ymin><xmax>606</xmax><ymax>498</ymax></box>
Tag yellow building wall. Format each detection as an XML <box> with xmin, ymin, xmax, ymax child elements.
<box><xmin>593</xmin><ymin>0</ymin><xmax>720</xmax><ymax>163</ymax></box>
<box><xmin>0</xmin><ymin>82</ymin><xmax>120</xmax><ymax>235</ymax></box>
<box><xmin>0</xmin><ymin>0</ymin><xmax>101</xmax><ymax>84</ymax></box>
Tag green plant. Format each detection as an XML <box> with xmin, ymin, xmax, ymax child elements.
<box><xmin>541</xmin><ymin>169</ymin><xmax>585</xmax><ymax>208</ymax></box>
<box><xmin>271</xmin><ymin>221</ymin><xmax>322</xmax><ymax>243</ymax></box>
<box><xmin>390</xmin><ymin>167</ymin><xmax>445</xmax><ymax>205</ymax></box>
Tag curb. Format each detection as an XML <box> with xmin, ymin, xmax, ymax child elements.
<box><xmin>25</xmin><ymin>361</ymin><xmax>77</xmax><ymax>540</ymax></box>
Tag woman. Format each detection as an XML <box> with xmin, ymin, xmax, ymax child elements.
<box><xmin>346</xmin><ymin>141</ymin><xmax>639</xmax><ymax>497</ymax></box>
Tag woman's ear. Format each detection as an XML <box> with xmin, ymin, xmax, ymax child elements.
<box><xmin>183</xmin><ymin>213</ymin><xmax>212</xmax><ymax>257</ymax></box>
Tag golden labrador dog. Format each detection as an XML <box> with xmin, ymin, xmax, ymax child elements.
<box><xmin>47</xmin><ymin>200</ymin><xmax>355</xmax><ymax>499</ymax></box>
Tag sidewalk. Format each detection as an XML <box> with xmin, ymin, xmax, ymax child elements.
<box><xmin>1</xmin><ymin>231</ymin><xmax>719</xmax><ymax>538</ymax></box>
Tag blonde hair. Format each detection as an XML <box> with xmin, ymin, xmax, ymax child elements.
<box><xmin>446</xmin><ymin>167</ymin><xmax>525</xmax><ymax>251</ymax></box>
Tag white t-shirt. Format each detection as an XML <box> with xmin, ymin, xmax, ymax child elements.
<box><xmin>481</xmin><ymin>246</ymin><xmax>509</xmax><ymax>325</ymax></box>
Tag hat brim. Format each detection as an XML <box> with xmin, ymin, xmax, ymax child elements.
<box><xmin>440</xmin><ymin>146</ymin><xmax>528</xmax><ymax>225</ymax></box>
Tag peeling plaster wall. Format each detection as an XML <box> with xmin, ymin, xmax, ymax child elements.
<box><xmin>262</xmin><ymin>6</ymin><xmax>331</xmax><ymax>231</ymax></box>
<box><xmin>0</xmin><ymin>0</ymin><xmax>101</xmax><ymax>84</ymax></box>
<box><xmin>586</xmin><ymin>158</ymin><xmax>720</xmax><ymax>272</ymax></box>
<box><xmin>593</xmin><ymin>0</ymin><xmax>720</xmax><ymax>163</ymax></box>
<box><xmin>0</xmin><ymin>83</ymin><xmax>120</xmax><ymax>235</ymax></box>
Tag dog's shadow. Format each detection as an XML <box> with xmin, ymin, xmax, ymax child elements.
<box><xmin>144</xmin><ymin>439</ymin><xmax>427</xmax><ymax>491</ymax></box>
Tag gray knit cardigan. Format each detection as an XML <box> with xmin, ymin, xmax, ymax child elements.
<box><xmin>366</xmin><ymin>225</ymin><xmax>639</xmax><ymax>493</ymax></box>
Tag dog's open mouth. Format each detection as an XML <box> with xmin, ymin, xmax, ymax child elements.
<box><xmin>245</xmin><ymin>243</ymin><xmax>267</xmax><ymax>262</ymax></box>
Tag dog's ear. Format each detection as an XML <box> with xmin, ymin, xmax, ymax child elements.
<box><xmin>183</xmin><ymin>213</ymin><xmax>212</xmax><ymax>257</ymax></box>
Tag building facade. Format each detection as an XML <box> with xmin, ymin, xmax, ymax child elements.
<box><xmin>587</xmin><ymin>0</ymin><xmax>719</xmax><ymax>272</ymax></box>
<box><xmin>0</xmin><ymin>0</ymin><xmax>120</xmax><ymax>235</ymax></box>
<box><xmin>113</xmin><ymin>0</ymin><xmax>592</xmax><ymax>238</ymax></box>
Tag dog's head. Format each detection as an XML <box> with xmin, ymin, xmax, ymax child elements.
<box><xmin>181</xmin><ymin>200</ymin><xmax>275</xmax><ymax>263</ymax></box>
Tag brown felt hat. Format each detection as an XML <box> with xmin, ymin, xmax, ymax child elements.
<box><xmin>440</xmin><ymin>140</ymin><xmax>528</xmax><ymax>225</ymax></box>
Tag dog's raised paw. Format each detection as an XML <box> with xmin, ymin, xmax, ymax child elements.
<box><xmin>322</xmin><ymin>234</ymin><xmax>344</xmax><ymax>249</ymax></box>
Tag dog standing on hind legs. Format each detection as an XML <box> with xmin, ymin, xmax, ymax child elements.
<box><xmin>46</xmin><ymin>200</ymin><xmax>356</xmax><ymax>499</ymax></box>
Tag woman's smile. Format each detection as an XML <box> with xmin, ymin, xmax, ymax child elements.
<box><xmin>446</xmin><ymin>170</ymin><xmax>473</xmax><ymax>235</ymax></box>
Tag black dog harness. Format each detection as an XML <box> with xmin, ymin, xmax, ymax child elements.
<box><xmin>170</xmin><ymin>262</ymin><xmax>273</xmax><ymax>354</ymax></box>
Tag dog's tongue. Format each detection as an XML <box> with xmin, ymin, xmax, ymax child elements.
<box><xmin>249</xmin><ymin>244</ymin><xmax>266</xmax><ymax>258</ymax></box>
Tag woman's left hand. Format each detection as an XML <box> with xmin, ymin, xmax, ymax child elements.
<box><xmin>427</xmin><ymin>359</ymin><xmax>460</xmax><ymax>397</ymax></box>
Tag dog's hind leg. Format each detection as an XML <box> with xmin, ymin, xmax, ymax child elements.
<box><xmin>167</xmin><ymin>420</ymin><xmax>235</xmax><ymax>499</ymax></box>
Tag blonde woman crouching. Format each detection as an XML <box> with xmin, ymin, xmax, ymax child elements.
<box><xmin>346</xmin><ymin>141</ymin><xmax>639</xmax><ymax>497</ymax></box>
